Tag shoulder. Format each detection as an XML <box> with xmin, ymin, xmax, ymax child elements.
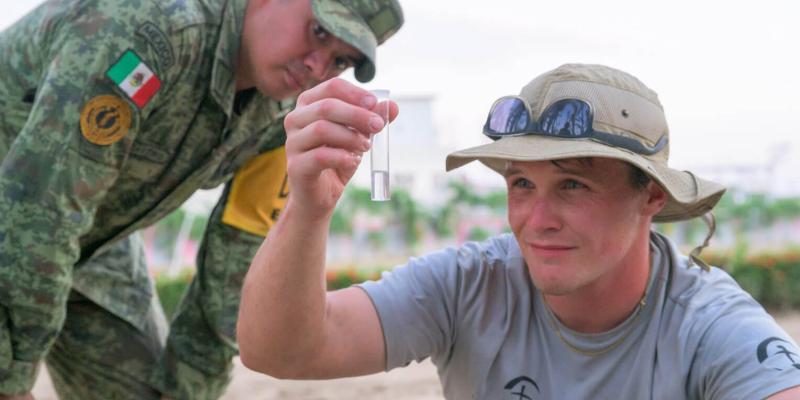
<box><xmin>675</xmin><ymin>267</ymin><xmax>800</xmax><ymax>398</ymax></box>
<box><xmin>655</xmin><ymin>232</ymin><xmax>756</xmax><ymax>316</ymax></box>
<box><xmin>50</xmin><ymin>0</ymin><xmax>223</xmax><ymax>111</ymax></box>
<box><xmin>655</xmin><ymin>235</ymin><xmax>800</xmax><ymax>398</ymax></box>
<box><xmin>155</xmin><ymin>0</ymin><xmax>225</xmax><ymax>28</ymax></box>
<box><xmin>82</xmin><ymin>0</ymin><xmax>224</xmax><ymax>32</ymax></box>
<box><xmin>669</xmin><ymin>264</ymin><xmax>752</xmax><ymax>312</ymax></box>
<box><xmin>40</xmin><ymin>0</ymin><xmax>217</xmax><ymax>73</ymax></box>
<box><xmin>666</xmin><ymin>262</ymin><xmax>773</xmax><ymax>345</ymax></box>
<box><xmin>664</xmin><ymin>252</ymin><xmax>768</xmax><ymax>343</ymax></box>
<box><xmin>654</xmin><ymin>233</ymin><xmax>771</xmax><ymax>358</ymax></box>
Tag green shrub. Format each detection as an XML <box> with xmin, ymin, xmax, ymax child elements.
<box><xmin>468</xmin><ymin>227</ymin><xmax>491</xmax><ymax>242</ymax></box>
<box><xmin>730</xmin><ymin>263</ymin><xmax>770</xmax><ymax>305</ymax></box>
<box><xmin>155</xmin><ymin>270</ymin><xmax>194</xmax><ymax>319</ymax></box>
<box><xmin>155</xmin><ymin>267</ymin><xmax>388</xmax><ymax>319</ymax></box>
<box><xmin>154</xmin><ymin>248</ymin><xmax>800</xmax><ymax>318</ymax></box>
<box><xmin>706</xmin><ymin>248</ymin><xmax>800</xmax><ymax>310</ymax></box>
<box><xmin>326</xmin><ymin>267</ymin><xmax>383</xmax><ymax>290</ymax></box>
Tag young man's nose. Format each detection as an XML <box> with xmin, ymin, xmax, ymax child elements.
<box><xmin>525</xmin><ymin>197</ymin><xmax>563</xmax><ymax>234</ymax></box>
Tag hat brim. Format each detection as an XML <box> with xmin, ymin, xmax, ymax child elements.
<box><xmin>445</xmin><ymin>136</ymin><xmax>726</xmax><ymax>223</ymax></box>
<box><xmin>312</xmin><ymin>0</ymin><xmax>378</xmax><ymax>82</ymax></box>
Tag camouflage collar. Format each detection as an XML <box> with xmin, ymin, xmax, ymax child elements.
<box><xmin>210</xmin><ymin>0</ymin><xmax>248</xmax><ymax>117</ymax></box>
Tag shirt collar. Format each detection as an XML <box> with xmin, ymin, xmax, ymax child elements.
<box><xmin>210</xmin><ymin>0</ymin><xmax>249</xmax><ymax>117</ymax></box>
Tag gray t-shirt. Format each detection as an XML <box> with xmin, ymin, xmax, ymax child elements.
<box><xmin>359</xmin><ymin>232</ymin><xmax>800</xmax><ymax>399</ymax></box>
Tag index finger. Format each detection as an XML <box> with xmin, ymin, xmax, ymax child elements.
<box><xmin>297</xmin><ymin>78</ymin><xmax>377</xmax><ymax>110</ymax></box>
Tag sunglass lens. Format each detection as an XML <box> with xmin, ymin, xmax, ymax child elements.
<box><xmin>540</xmin><ymin>99</ymin><xmax>592</xmax><ymax>137</ymax></box>
<box><xmin>487</xmin><ymin>98</ymin><xmax>529</xmax><ymax>134</ymax></box>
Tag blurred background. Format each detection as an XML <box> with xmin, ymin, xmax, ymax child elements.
<box><xmin>4</xmin><ymin>0</ymin><xmax>800</xmax><ymax>312</ymax></box>
<box><xmin>3</xmin><ymin>1</ymin><xmax>800</xmax><ymax>398</ymax></box>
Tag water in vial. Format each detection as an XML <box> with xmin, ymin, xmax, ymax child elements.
<box><xmin>371</xmin><ymin>170</ymin><xmax>390</xmax><ymax>201</ymax></box>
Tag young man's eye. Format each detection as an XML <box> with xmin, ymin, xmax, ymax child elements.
<box><xmin>563</xmin><ymin>179</ymin><xmax>587</xmax><ymax>190</ymax></box>
<box><xmin>510</xmin><ymin>178</ymin><xmax>533</xmax><ymax>189</ymax></box>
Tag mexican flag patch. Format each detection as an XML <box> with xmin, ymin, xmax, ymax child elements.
<box><xmin>106</xmin><ymin>50</ymin><xmax>161</xmax><ymax>108</ymax></box>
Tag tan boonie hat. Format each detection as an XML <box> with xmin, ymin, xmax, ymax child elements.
<box><xmin>312</xmin><ymin>0</ymin><xmax>404</xmax><ymax>83</ymax></box>
<box><xmin>446</xmin><ymin>63</ymin><xmax>727</xmax><ymax>223</ymax></box>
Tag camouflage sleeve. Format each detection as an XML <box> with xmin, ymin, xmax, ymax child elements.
<box><xmin>0</xmin><ymin>4</ymin><xmax>155</xmax><ymax>394</ymax></box>
<box><xmin>152</xmin><ymin>147</ymin><xmax>289</xmax><ymax>399</ymax></box>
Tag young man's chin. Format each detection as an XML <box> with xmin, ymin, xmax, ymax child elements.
<box><xmin>527</xmin><ymin>260</ymin><xmax>587</xmax><ymax>294</ymax></box>
<box><xmin>532</xmin><ymin>278</ymin><xmax>581</xmax><ymax>297</ymax></box>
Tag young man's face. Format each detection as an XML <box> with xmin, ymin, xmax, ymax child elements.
<box><xmin>504</xmin><ymin>158</ymin><xmax>664</xmax><ymax>297</ymax></box>
<box><xmin>237</xmin><ymin>0</ymin><xmax>364</xmax><ymax>99</ymax></box>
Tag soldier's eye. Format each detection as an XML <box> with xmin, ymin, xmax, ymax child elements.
<box><xmin>333</xmin><ymin>56</ymin><xmax>352</xmax><ymax>71</ymax></box>
<box><xmin>312</xmin><ymin>22</ymin><xmax>329</xmax><ymax>41</ymax></box>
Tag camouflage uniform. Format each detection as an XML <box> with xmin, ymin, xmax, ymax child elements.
<box><xmin>0</xmin><ymin>0</ymin><xmax>403</xmax><ymax>399</ymax></box>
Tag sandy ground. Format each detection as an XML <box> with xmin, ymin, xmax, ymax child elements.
<box><xmin>30</xmin><ymin>312</ymin><xmax>800</xmax><ymax>399</ymax></box>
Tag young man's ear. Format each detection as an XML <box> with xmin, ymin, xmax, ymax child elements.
<box><xmin>643</xmin><ymin>181</ymin><xmax>668</xmax><ymax>217</ymax></box>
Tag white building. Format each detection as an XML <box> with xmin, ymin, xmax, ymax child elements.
<box><xmin>353</xmin><ymin>95</ymin><xmax>454</xmax><ymax>206</ymax></box>
<box><xmin>688</xmin><ymin>142</ymin><xmax>800</xmax><ymax>197</ymax></box>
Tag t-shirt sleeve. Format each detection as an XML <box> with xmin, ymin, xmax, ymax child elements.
<box><xmin>690</xmin><ymin>282</ymin><xmax>800</xmax><ymax>399</ymax></box>
<box><xmin>357</xmin><ymin>247</ymin><xmax>461</xmax><ymax>371</ymax></box>
<box><xmin>358</xmin><ymin>237</ymin><xmax>512</xmax><ymax>371</ymax></box>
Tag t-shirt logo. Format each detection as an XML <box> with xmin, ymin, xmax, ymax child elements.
<box><xmin>504</xmin><ymin>376</ymin><xmax>540</xmax><ymax>399</ymax></box>
<box><xmin>757</xmin><ymin>337</ymin><xmax>800</xmax><ymax>371</ymax></box>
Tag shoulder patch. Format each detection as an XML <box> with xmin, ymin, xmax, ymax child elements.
<box><xmin>137</xmin><ymin>22</ymin><xmax>175</xmax><ymax>69</ymax></box>
<box><xmin>80</xmin><ymin>95</ymin><xmax>132</xmax><ymax>145</ymax></box>
<box><xmin>106</xmin><ymin>50</ymin><xmax>162</xmax><ymax>108</ymax></box>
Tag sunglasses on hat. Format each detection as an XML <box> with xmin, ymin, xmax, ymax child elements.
<box><xmin>483</xmin><ymin>96</ymin><xmax>668</xmax><ymax>156</ymax></box>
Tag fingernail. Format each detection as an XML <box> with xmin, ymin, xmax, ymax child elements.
<box><xmin>352</xmin><ymin>153</ymin><xmax>362</xmax><ymax>163</ymax></box>
<box><xmin>361</xmin><ymin>138</ymin><xmax>371</xmax><ymax>151</ymax></box>
<box><xmin>370</xmin><ymin>116</ymin><xmax>385</xmax><ymax>132</ymax></box>
<box><xmin>362</xmin><ymin>95</ymin><xmax>377</xmax><ymax>108</ymax></box>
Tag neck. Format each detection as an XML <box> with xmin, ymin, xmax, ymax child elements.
<box><xmin>234</xmin><ymin>58</ymin><xmax>253</xmax><ymax>92</ymax></box>
<box><xmin>543</xmin><ymin>234</ymin><xmax>652</xmax><ymax>334</ymax></box>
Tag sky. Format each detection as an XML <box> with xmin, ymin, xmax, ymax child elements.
<box><xmin>3</xmin><ymin>0</ymin><xmax>799</xmax><ymax>173</ymax></box>
<box><xmin>372</xmin><ymin>0</ymin><xmax>800</xmax><ymax>171</ymax></box>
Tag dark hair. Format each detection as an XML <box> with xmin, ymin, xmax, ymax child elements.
<box><xmin>628</xmin><ymin>164</ymin><xmax>652</xmax><ymax>190</ymax></box>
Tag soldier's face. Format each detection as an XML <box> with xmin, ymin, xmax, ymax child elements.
<box><xmin>237</xmin><ymin>0</ymin><xmax>364</xmax><ymax>99</ymax></box>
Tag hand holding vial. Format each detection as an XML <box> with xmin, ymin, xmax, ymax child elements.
<box><xmin>282</xmin><ymin>79</ymin><xmax>398</xmax><ymax>218</ymax></box>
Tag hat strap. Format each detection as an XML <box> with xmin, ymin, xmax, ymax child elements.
<box><xmin>688</xmin><ymin>212</ymin><xmax>716</xmax><ymax>272</ymax></box>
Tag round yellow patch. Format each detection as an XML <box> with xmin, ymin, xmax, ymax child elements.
<box><xmin>79</xmin><ymin>95</ymin><xmax>132</xmax><ymax>145</ymax></box>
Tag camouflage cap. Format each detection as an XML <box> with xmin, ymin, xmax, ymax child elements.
<box><xmin>312</xmin><ymin>0</ymin><xmax>404</xmax><ymax>82</ymax></box>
